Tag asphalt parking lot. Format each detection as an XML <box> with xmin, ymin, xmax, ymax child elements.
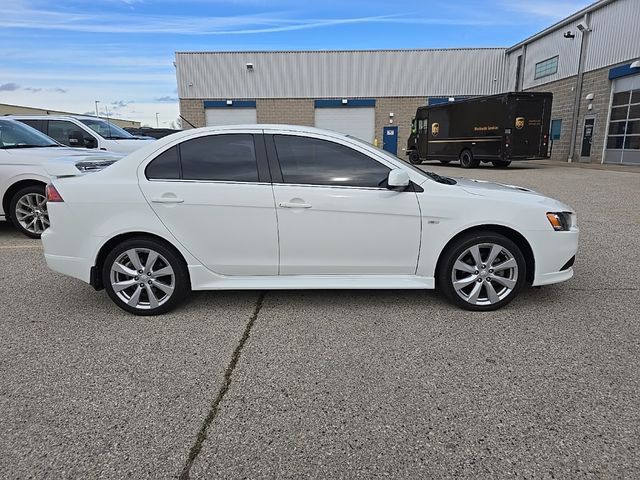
<box><xmin>0</xmin><ymin>161</ymin><xmax>638</xmax><ymax>479</ymax></box>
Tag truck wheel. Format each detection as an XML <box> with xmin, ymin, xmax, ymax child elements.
<box><xmin>492</xmin><ymin>160</ymin><xmax>512</xmax><ymax>168</ymax></box>
<box><xmin>439</xmin><ymin>160</ymin><xmax>451</xmax><ymax>164</ymax></box>
<box><xmin>408</xmin><ymin>150</ymin><xmax>422</xmax><ymax>165</ymax></box>
<box><xmin>459</xmin><ymin>150</ymin><xmax>479</xmax><ymax>169</ymax></box>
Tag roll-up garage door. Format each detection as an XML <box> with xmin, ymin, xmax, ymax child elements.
<box><xmin>314</xmin><ymin>107</ymin><xmax>375</xmax><ymax>143</ymax></box>
<box><xmin>205</xmin><ymin>107</ymin><xmax>257</xmax><ymax>127</ymax></box>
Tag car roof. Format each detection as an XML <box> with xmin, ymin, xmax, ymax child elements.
<box><xmin>5</xmin><ymin>114</ymin><xmax>100</xmax><ymax>121</ymax></box>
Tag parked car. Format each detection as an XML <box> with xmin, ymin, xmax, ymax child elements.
<box><xmin>42</xmin><ymin>125</ymin><xmax>579</xmax><ymax>315</ymax></box>
<box><xmin>9</xmin><ymin>115</ymin><xmax>155</xmax><ymax>154</ymax></box>
<box><xmin>0</xmin><ymin>119</ymin><xmax>121</xmax><ymax>237</ymax></box>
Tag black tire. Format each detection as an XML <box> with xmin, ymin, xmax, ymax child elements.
<box><xmin>437</xmin><ymin>231</ymin><xmax>527</xmax><ymax>311</ymax></box>
<box><xmin>102</xmin><ymin>237</ymin><xmax>190</xmax><ymax>316</ymax></box>
<box><xmin>439</xmin><ymin>160</ymin><xmax>451</xmax><ymax>164</ymax></box>
<box><xmin>9</xmin><ymin>184</ymin><xmax>48</xmax><ymax>239</ymax></box>
<box><xmin>492</xmin><ymin>160</ymin><xmax>512</xmax><ymax>168</ymax></box>
<box><xmin>408</xmin><ymin>150</ymin><xmax>422</xmax><ymax>165</ymax></box>
<box><xmin>459</xmin><ymin>150</ymin><xmax>479</xmax><ymax>169</ymax></box>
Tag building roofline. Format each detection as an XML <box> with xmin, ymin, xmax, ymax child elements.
<box><xmin>0</xmin><ymin>102</ymin><xmax>137</xmax><ymax>124</ymax></box>
<box><xmin>506</xmin><ymin>0</ymin><xmax>616</xmax><ymax>53</ymax></box>
<box><xmin>175</xmin><ymin>47</ymin><xmax>507</xmax><ymax>55</ymax></box>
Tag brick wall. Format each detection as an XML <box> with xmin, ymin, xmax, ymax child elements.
<box><xmin>179</xmin><ymin>99</ymin><xmax>206</xmax><ymax>129</ymax></box>
<box><xmin>525</xmin><ymin>76</ymin><xmax>577</xmax><ymax>162</ymax></box>
<box><xmin>256</xmin><ymin>99</ymin><xmax>314</xmax><ymax>125</ymax></box>
<box><xmin>525</xmin><ymin>63</ymin><xmax>617</xmax><ymax>164</ymax></box>
<box><xmin>374</xmin><ymin>97</ymin><xmax>426</xmax><ymax>156</ymax></box>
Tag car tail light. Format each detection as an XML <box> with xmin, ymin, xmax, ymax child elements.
<box><xmin>46</xmin><ymin>184</ymin><xmax>64</xmax><ymax>202</ymax></box>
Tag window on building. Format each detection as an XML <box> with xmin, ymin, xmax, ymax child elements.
<box><xmin>273</xmin><ymin>135</ymin><xmax>390</xmax><ymax>188</ymax></box>
<box><xmin>146</xmin><ymin>146</ymin><xmax>180</xmax><ymax>180</ymax></box>
<box><xmin>180</xmin><ymin>134</ymin><xmax>259</xmax><ymax>182</ymax></box>
<box><xmin>534</xmin><ymin>56</ymin><xmax>559</xmax><ymax>80</ymax></box>
<box><xmin>550</xmin><ymin>119</ymin><xmax>562</xmax><ymax>140</ymax></box>
<box><xmin>606</xmin><ymin>89</ymin><xmax>640</xmax><ymax>152</ymax></box>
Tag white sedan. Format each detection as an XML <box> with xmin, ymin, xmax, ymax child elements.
<box><xmin>0</xmin><ymin>119</ymin><xmax>120</xmax><ymax>238</ymax></box>
<box><xmin>42</xmin><ymin>125</ymin><xmax>579</xmax><ymax>315</ymax></box>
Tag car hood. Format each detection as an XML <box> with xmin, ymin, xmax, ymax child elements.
<box><xmin>3</xmin><ymin>146</ymin><xmax>121</xmax><ymax>163</ymax></box>
<box><xmin>454</xmin><ymin>177</ymin><xmax>573</xmax><ymax>211</ymax></box>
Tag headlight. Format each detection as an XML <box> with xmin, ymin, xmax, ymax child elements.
<box><xmin>546</xmin><ymin>212</ymin><xmax>572</xmax><ymax>231</ymax></box>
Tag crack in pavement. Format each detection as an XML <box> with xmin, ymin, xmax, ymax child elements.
<box><xmin>178</xmin><ymin>291</ymin><xmax>266</xmax><ymax>480</ymax></box>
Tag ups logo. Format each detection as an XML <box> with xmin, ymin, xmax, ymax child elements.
<box><xmin>515</xmin><ymin>117</ymin><xmax>525</xmax><ymax>130</ymax></box>
<box><xmin>431</xmin><ymin>122</ymin><xmax>440</xmax><ymax>136</ymax></box>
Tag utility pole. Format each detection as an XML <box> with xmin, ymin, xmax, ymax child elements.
<box><xmin>155</xmin><ymin>112</ymin><xmax>160</xmax><ymax>128</ymax></box>
<box><xmin>94</xmin><ymin>100</ymin><xmax>100</xmax><ymax>117</ymax></box>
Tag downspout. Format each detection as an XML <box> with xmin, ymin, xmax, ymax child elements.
<box><xmin>568</xmin><ymin>12</ymin><xmax>592</xmax><ymax>162</ymax></box>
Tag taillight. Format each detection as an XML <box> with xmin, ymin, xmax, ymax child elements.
<box><xmin>46</xmin><ymin>184</ymin><xmax>64</xmax><ymax>202</ymax></box>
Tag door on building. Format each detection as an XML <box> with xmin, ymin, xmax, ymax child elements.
<box><xmin>314</xmin><ymin>100</ymin><xmax>376</xmax><ymax>143</ymax></box>
<box><xmin>204</xmin><ymin>102</ymin><xmax>257</xmax><ymax>127</ymax></box>
<box><xmin>382</xmin><ymin>126</ymin><xmax>398</xmax><ymax>155</ymax></box>
<box><xmin>580</xmin><ymin>117</ymin><xmax>595</xmax><ymax>160</ymax></box>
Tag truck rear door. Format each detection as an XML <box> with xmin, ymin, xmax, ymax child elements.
<box><xmin>511</xmin><ymin>98</ymin><xmax>547</xmax><ymax>158</ymax></box>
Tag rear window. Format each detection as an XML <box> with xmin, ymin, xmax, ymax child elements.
<box><xmin>145</xmin><ymin>134</ymin><xmax>259</xmax><ymax>182</ymax></box>
<box><xmin>146</xmin><ymin>146</ymin><xmax>180</xmax><ymax>180</ymax></box>
<box><xmin>180</xmin><ymin>134</ymin><xmax>258</xmax><ymax>182</ymax></box>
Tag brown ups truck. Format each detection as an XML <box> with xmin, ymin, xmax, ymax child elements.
<box><xmin>406</xmin><ymin>92</ymin><xmax>553</xmax><ymax>168</ymax></box>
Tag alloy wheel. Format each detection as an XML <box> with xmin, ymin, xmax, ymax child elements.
<box><xmin>109</xmin><ymin>248</ymin><xmax>175</xmax><ymax>310</ymax></box>
<box><xmin>451</xmin><ymin>242</ymin><xmax>518</xmax><ymax>306</ymax></box>
<box><xmin>15</xmin><ymin>193</ymin><xmax>49</xmax><ymax>235</ymax></box>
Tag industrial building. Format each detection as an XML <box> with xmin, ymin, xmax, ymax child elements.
<box><xmin>0</xmin><ymin>103</ymin><xmax>141</xmax><ymax>129</ymax></box>
<box><xmin>176</xmin><ymin>0</ymin><xmax>640</xmax><ymax>165</ymax></box>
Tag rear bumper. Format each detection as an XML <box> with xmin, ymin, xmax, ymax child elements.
<box><xmin>43</xmin><ymin>252</ymin><xmax>92</xmax><ymax>284</ymax></box>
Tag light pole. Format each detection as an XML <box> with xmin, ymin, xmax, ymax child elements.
<box><xmin>155</xmin><ymin>112</ymin><xmax>160</xmax><ymax>128</ymax></box>
<box><xmin>94</xmin><ymin>100</ymin><xmax>100</xmax><ymax>117</ymax></box>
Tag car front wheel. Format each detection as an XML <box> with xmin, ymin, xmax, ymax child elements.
<box><xmin>438</xmin><ymin>231</ymin><xmax>526</xmax><ymax>311</ymax></box>
<box><xmin>10</xmin><ymin>185</ymin><xmax>49</xmax><ymax>238</ymax></box>
<box><xmin>102</xmin><ymin>238</ymin><xmax>190</xmax><ymax>315</ymax></box>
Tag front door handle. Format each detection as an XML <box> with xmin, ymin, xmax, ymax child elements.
<box><xmin>151</xmin><ymin>197</ymin><xmax>184</xmax><ymax>204</ymax></box>
<box><xmin>279</xmin><ymin>201</ymin><xmax>311</xmax><ymax>209</ymax></box>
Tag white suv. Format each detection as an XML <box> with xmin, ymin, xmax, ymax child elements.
<box><xmin>0</xmin><ymin>119</ymin><xmax>121</xmax><ymax>237</ymax></box>
<box><xmin>10</xmin><ymin>115</ymin><xmax>155</xmax><ymax>154</ymax></box>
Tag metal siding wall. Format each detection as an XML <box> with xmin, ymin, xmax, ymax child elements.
<box><xmin>520</xmin><ymin>21</ymin><xmax>583</xmax><ymax>90</ymax></box>
<box><xmin>176</xmin><ymin>49</ymin><xmax>507</xmax><ymax>99</ymax></box>
<box><xmin>585</xmin><ymin>0</ymin><xmax>640</xmax><ymax>72</ymax></box>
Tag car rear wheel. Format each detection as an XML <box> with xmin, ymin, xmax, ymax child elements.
<box><xmin>10</xmin><ymin>185</ymin><xmax>49</xmax><ymax>238</ymax></box>
<box><xmin>102</xmin><ymin>238</ymin><xmax>190</xmax><ymax>315</ymax></box>
<box><xmin>408</xmin><ymin>150</ymin><xmax>422</xmax><ymax>165</ymax></box>
<box><xmin>438</xmin><ymin>231</ymin><xmax>526</xmax><ymax>311</ymax></box>
<box><xmin>459</xmin><ymin>150</ymin><xmax>479</xmax><ymax>168</ymax></box>
<box><xmin>492</xmin><ymin>160</ymin><xmax>512</xmax><ymax>168</ymax></box>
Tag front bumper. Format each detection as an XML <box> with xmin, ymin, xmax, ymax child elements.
<box><xmin>527</xmin><ymin>227</ymin><xmax>579</xmax><ymax>287</ymax></box>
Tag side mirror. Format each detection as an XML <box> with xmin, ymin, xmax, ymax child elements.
<box><xmin>84</xmin><ymin>136</ymin><xmax>98</xmax><ymax>149</ymax></box>
<box><xmin>387</xmin><ymin>169</ymin><xmax>410</xmax><ymax>190</ymax></box>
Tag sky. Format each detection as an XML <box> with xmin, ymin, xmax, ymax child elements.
<box><xmin>0</xmin><ymin>0</ymin><xmax>594</xmax><ymax>127</ymax></box>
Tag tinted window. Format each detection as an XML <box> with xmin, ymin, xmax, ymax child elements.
<box><xmin>146</xmin><ymin>146</ymin><xmax>180</xmax><ymax>179</ymax></box>
<box><xmin>48</xmin><ymin>120</ymin><xmax>96</xmax><ymax>148</ymax></box>
<box><xmin>180</xmin><ymin>134</ymin><xmax>258</xmax><ymax>182</ymax></box>
<box><xmin>17</xmin><ymin>119</ymin><xmax>44</xmax><ymax>132</ymax></box>
<box><xmin>612</xmin><ymin>91</ymin><xmax>630</xmax><ymax>106</ymax></box>
<box><xmin>274</xmin><ymin>135</ymin><xmax>390</xmax><ymax>188</ymax></box>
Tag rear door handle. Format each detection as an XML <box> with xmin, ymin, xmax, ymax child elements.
<box><xmin>151</xmin><ymin>197</ymin><xmax>184</xmax><ymax>204</ymax></box>
<box><xmin>279</xmin><ymin>202</ymin><xmax>311</xmax><ymax>209</ymax></box>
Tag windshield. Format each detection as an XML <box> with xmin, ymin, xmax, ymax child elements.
<box><xmin>0</xmin><ymin>119</ymin><xmax>59</xmax><ymax>149</ymax></box>
<box><xmin>79</xmin><ymin>118</ymin><xmax>135</xmax><ymax>139</ymax></box>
